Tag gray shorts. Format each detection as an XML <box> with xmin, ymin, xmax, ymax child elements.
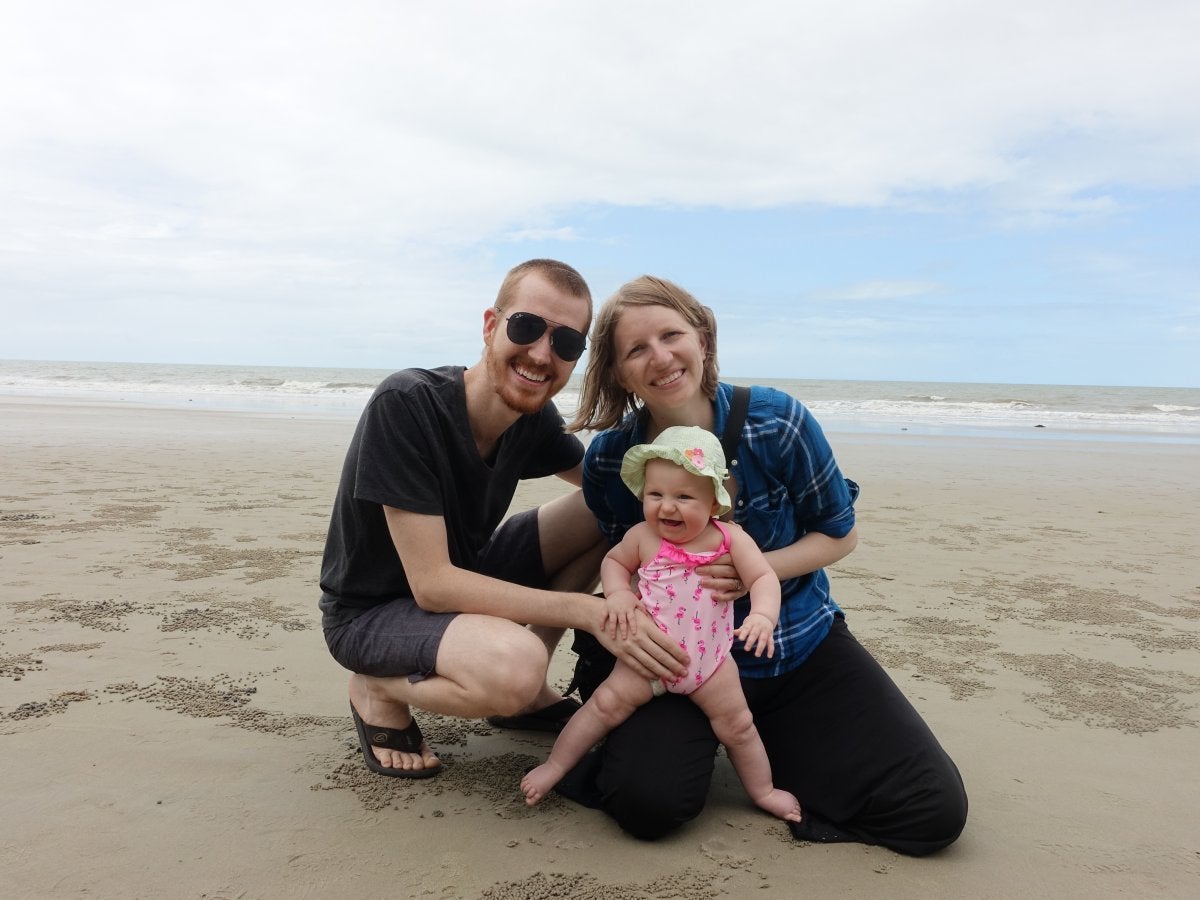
<box><xmin>323</xmin><ymin>508</ymin><xmax>547</xmax><ymax>679</ymax></box>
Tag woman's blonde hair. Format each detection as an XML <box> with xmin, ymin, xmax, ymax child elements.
<box><xmin>569</xmin><ymin>275</ymin><xmax>719</xmax><ymax>433</ymax></box>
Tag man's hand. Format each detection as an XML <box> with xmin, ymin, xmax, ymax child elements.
<box><xmin>594</xmin><ymin>609</ymin><xmax>688</xmax><ymax>681</ymax></box>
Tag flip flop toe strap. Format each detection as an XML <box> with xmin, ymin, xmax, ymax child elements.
<box><xmin>362</xmin><ymin>719</ymin><xmax>425</xmax><ymax>753</ymax></box>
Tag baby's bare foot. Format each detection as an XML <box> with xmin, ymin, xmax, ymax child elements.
<box><xmin>520</xmin><ymin>761</ymin><xmax>566</xmax><ymax>806</ymax></box>
<box><xmin>756</xmin><ymin>787</ymin><xmax>803</xmax><ymax>823</ymax></box>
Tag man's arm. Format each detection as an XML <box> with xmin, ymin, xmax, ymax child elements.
<box><xmin>555</xmin><ymin>461</ymin><xmax>583</xmax><ymax>488</ymax></box>
<box><xmin>384</xmin><ymin>506</ymin><xmax>687</xmax><ymax>679</ymax></box>
<box><xmin>387</xmin><ymin>505</ymin><xmax>592</xmax><ymax>623</ymax></box>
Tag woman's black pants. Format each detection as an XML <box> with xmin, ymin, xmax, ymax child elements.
<box><xmin>558</xmin><ymin>617</ymin><xmax>968</xmax><ymax>856</ymax></box>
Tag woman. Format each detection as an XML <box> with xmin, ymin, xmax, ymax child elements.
<box><xmin>562</xmin><ymin>275</ymin><xmax>967</xmax><ymax>856</ymax></box>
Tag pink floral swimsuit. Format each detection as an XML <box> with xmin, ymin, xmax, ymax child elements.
<box><xmin>638</xmin><ymin>520</ymin><xmax>734</xmax><ymax>695</ymax></box>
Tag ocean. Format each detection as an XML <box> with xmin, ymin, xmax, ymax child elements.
<box><xmin>2</xmin><ymin>359</ymin><xmax>1198</xmax><ymax>445</ymax></box>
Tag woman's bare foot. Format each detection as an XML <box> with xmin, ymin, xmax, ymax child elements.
<box><xmin>755</xmin><ymin>787</ymin><xmax>803</xmax><ymax>823</ymax></box>
<box><xmin>521</xmin><ymin>760</ymin><xmax>567</xmax><ymax>806</ymax></box>
<box><xmin>349</xmin><ymin>675</ymin><xmax>440</xmax><ymax>774</ymax></box>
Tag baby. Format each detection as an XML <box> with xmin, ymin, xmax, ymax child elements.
<box><xmin>521</xmin><ymin>426</ymin><xmax>801</xmax><ymax>823</ymax></box>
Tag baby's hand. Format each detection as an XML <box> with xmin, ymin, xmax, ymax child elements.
<box><xmin>602</xmin><ymin>590</ymin><xmax>640</xmax><ymax>639</ymax></box>
<box><xmin>735</xmin><ymin>613</ymin><xmax>776</xmax><ymax>658</ymax></box>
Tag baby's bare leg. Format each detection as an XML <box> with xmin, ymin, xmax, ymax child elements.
<box><xmin>521</xmin><ymin>662</ymin><xmax>655</xmax><ymax>806</ymax></box>
<box><xmin>690</xmin><ymin>660</ymin><xmax>801</xmax><ymax>822</ymax></box>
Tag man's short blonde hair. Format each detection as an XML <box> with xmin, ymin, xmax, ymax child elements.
<box><xmin>495</xmin><ymin>259</ymin><xmax>592</xmax><ymax>324</ymax></box>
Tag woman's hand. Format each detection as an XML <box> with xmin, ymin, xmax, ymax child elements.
<box><xmin>696</xmin><ymin>553</ymin><xmax>747</xmax><ymax>603</ymax></box>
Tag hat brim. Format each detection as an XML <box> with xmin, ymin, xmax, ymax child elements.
<box><xmin>620</xmin><ymin>443</ymin><xmax>732</xmax><ymax>517</ymax></box>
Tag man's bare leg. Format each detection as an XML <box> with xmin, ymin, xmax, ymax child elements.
<box><xmin>513</xmin><ymin>490</ymin><xmax>607</xmax><ymax>714</ymax></box>
<box><xmin>351</xmin><ymin>613</ymin><xmax>550</xmax><ymax>772</ymax></box>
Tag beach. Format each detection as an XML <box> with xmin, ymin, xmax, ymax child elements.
<box><xmin>1</xmin><ymin>397</ymin><xmax>1198</xmax><ymax>898</ymax></box>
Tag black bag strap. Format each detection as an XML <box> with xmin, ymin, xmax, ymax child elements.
<box><xmin>718</xmin><ymin>386</ymin><xmax>750</xmax><ymax>519</ymax></box>
<box><xmin>721</xmin><ymin>385</ymin><xmax>751</xmax><ymax>464</ymax></box>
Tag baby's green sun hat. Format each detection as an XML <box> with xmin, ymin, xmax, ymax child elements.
<box><xmin>619</xmin><ymin>425</ymin><xmax>731</xmax><ymax>516</ymax></box>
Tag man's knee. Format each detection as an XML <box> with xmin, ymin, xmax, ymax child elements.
<box><xmin>462</xmin><ymin>627</ymin><xmax>547</xmax><ymax>716</ymax></box>
<box><xmin>537</xmin><ymin>491</ymin><xmax>606</xmax><ymax>588</ymax></box>
<box><xmin>490</xmin><ymin>665</ymin><xmax>546</xmax><ymax>716</ymax></box>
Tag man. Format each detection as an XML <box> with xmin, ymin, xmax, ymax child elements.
<box><xmin>320</xmin><ymin>259</ymin><xmax>686</xmax><ymax>777</ymax></box>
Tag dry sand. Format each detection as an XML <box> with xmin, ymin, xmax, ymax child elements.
<box><xmin>1</xmin><ymin>397</ymin><xmax>1197</xmax><ymax>898</ymax></box>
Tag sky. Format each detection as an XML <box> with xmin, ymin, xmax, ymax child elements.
<box><xmin>1</xmin><ymin>1</ymin><xmax>1198</xmax><ymax>387</ymax></box>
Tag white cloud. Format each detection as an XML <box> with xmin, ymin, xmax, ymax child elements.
<box><xmin>2</xmin><ymin>1</ymin><xmax>1198</xmax><ymax>378</ymax></box>
<box><xmin>5</xmin><ymin>1</ymin><xmax>1198</xmax><ymax>238</ymax></box>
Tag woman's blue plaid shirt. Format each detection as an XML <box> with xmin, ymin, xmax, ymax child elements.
<box><xmin>582</xmin><ymin>382</ymin><xmax>859</xmax><ymax>678</ymax></box>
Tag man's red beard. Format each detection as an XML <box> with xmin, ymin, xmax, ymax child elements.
<box><xmin>484</xmin><ymin>342</ymin><xmax>559</xmax><ymax>415</ymax></box>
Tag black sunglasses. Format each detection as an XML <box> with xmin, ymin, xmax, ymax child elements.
<box><xmin>496</xmin><ymin>309</ymin><xmax>587</xmax><ymax>362</ymax></box>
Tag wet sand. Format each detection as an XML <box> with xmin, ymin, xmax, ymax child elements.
<box><xmin>1</xmin><ymin>398</ymin><xmax>1197</xmax><ymax>897</ymax></box>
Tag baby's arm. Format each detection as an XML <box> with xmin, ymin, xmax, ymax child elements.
<box><xmin>727</xmin><ymin>526</ymin><xmax>783</xmax><ymax>658</ymax></box>
<box><xmin>599</xmin><ymin>526</ymin><xmax>650</xmax><ymax>638</ymax></box>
